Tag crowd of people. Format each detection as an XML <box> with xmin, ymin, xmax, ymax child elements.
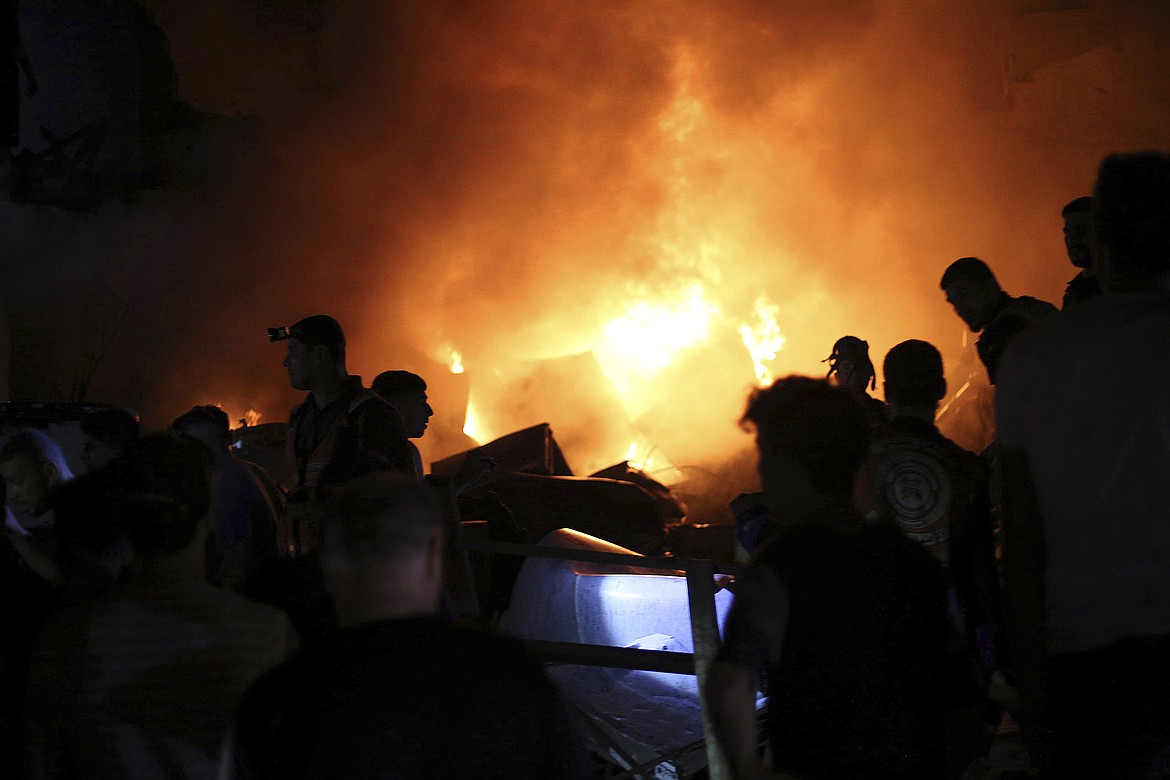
<box><xmin>708</xmin><ymin>149</ymin><xmax>1170</xmax><ymax>780</ymax></box>
<box><xmin>0</xmin><ymin>149</ymin><xmax>1167</xmax><ymax>779</ymax></box>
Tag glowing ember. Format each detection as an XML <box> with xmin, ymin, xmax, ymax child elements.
<box><xmin>449</xmin><ymin>349</ymin><xmax>465</xmax><ymax>375</ymax></box>
<box><xmin>737</xmin><ymin>295</ymin><xmax>785</xmax><ymax>386</ymax></box>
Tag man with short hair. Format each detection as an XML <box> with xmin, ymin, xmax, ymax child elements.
<box><xmin>371</xmin><ymin>369</ymin><xmax>432</xmax><ymax>480</ymax></box>
<box><xmin>940</xmin><ymin>257</ymin><xmax>1057</xmax><ymax>384</ymax></box>
<box><xmin>23</xmin><ymin>433</ymin><xmax>297</xmax><ymax>780</ymax></box>
<box><xmin>1060</xmin><ymin>195</ymin><xmax>1100</xmax><ymax>310</ymax></box>
<box><xmin>273</xmin><ymin>314</ymin><xmax>413</xmax><ymax>553</ymax></box>
<box><xmin>372</xmin><ymin>369</ymin><xmax>495</xmax><ymax>493</ymax></box>
<box><xmin>0</xmin><ymin>428</ymin><xmax>72</xmax><ymax>528</ymax></box>
<box><xmin>859</xmin><ymin>341</ymin><xmax>1002</xmax><ymax>777</ymax></box>
<box><xmin>228</xmin><ymin>474</ymin><xmax>585</xmax><ymax>780</ymax></box>
<box><xmin>997</xmin><ymin>151</ymin><xmax>1170</xmax><ymax>778</ymax></box>
<box><xmin>706</xmin><ymin>377</ymin><xmax>951</xmax><ymax>780</ymax></box>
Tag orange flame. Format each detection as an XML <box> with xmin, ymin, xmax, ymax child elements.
<box><xmin>448</xmin><ymin>349</ymin><xmax>465</xmax><ymax>375</ymax></box>
<box><xmin>463</xmin><ymin>400</ymin><xmax>482</xmax><ymax>442</ymax></box>
<box><xmin>738</xmin><ymin>295</ymin><xmax>785</xmax><ymax>386</ymax></box>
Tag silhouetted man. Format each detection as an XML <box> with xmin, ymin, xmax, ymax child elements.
<box><xmin>940</xmin><ymin>257</ymin><xmax>1057</xmax><ymax>384</ymax></box>
<box><xmin>272</xmin><ymin>315</ymin><xmax>413</xmax><ymax>553</ymax></box>
<box><xmin>227</xmin><ymin>475</ymin><xmax>585</xmax><ymax>780</ymax></box>
<box><xmin>371</xmin><ymin>370</ymin><xmax>432</xmax><ymax>480</ymax></box>
<box><xmin>858</xmin><ymin>340</ymin><xmax>1001</xmax><ymax>777</ymax></box>
<box><xmin>998</xmin><ymin>151</ymin><xmax>1170</xmax><ymax>779</ymax></box>
<box><xmin>1060</xmin><ymin>196</ymin><xmax>1100</xmax><ymax>310</ymax></box>
<box><xmin>706</xmin><ymin>377</ymin><xmax>950</xmax><ymax>779</ymax></box>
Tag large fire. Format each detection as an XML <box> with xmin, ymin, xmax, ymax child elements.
<box><xmin>430</xmin><ymin>42</ymin><xmax>806</xmax><ymax>476</ymax></box>
<box><xmin>68</xmin><ymin>0</ymin><xmax>1156</xmax><ymax>501</ymax></box>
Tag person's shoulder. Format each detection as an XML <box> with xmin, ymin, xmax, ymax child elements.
<box><xmin>1008</xmin><ymin>294</ymin><xmax>1059</xmax><ymax>317</ymax></box>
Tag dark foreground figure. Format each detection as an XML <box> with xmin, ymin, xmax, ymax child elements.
<box><xmin>998</xmin><ymin>151</ymin><xmax>1170</xmax><ymax>779</ymax></box>
<box><xmin>227</xmin><ymin>476</ymin><xmax>585</xmax><ymax>780</ymax></box>
<box><xmin>706</xmin><ymin>377</ymin><xmax>951</xmax><ymax>780</ymax></box>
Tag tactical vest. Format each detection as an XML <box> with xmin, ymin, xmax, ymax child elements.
<box><xmin>285</xmin><ymin>388</ymin><xmax>386</xmax><ymax>490</ymax></box>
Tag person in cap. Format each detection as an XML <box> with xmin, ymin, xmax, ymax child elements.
<box><xmin>1060</xmin><ymin>196</ymin><xmax>1100</xmax><ymax>310</ymax></box>
<box><xmin>824</xmin><ymin>335</ymin><xmax>887</xmax><ymax>426</ymax></box>
<box><xmin>939</xmin><ymin>257</ymin><xmax>1057</xmax><ymax>384</ymax></box>
<box><xmin>274</xmin><ymin>315</ymin><xmax>414</xmax><ymax>555</ymax></box>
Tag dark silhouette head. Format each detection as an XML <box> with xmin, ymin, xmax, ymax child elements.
<box><xmin>823</xmin><ymin>336</ymin><xmax>876</xmax><ymax>393</ymax></box>
<box><xmin>170</xmin><ymin>405</ymin><xmax>232</xmax><ymax>455</ymax></box>
<box><xmin>320</xmin><ymin>474</ymin><xmax>446</xmax><ymax>625</ymax></box>
<box><xmin>113</xmin><ymin>432</ymin><xmax>214</xmax><ymax>558</ymax></box>
<box><xmin>940</xmin><ymin>257</ymin><xmax>1004</xmax><ymax>331</ymax></box>
<box><xmin>322</xmin><ymin>474</ymin><xmax>443</xmax><ymax>564</ymax></box>
<box><xmin>280</xmin><ymin>314</ymin><xmax>348</xmax><ymax>391</ymax></box>
<box><xmin>79</xmin><ymin>408</ymin><xmax>139</xmax><ymax>471</ymax></box>
<box><xmin>1092</xmin><ymin>151</ymin><xmax>1170</xmax><ymax>290</ymax></box>
<box><xmin>883</xmin><ymin>340</ymin><xmax>947</xmax><ymax>409</ymax></box>
<box><xmin>1062</xmin><ymin>196</ymin><xmax>1095</xmax><ymax>269</ymax></box>
<box><xmin>742</xmin><ymin>376</ymin><xmax>869</xmax><ymax>501</ymax></box>
<box><xmin>372</xmin><ymin>370</ymin><xmax>433</xmax><ymax>439</ymax></box>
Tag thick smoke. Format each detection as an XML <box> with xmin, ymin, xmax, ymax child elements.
<box><xmin>4</xmin><ymin>0</ymin><xmax>1170</xmax><ymax>505</ymax></box>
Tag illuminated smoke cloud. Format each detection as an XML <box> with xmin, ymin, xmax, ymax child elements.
<box><xmin>7</xmin><ymin>1</ymin><xmax>1170</xmax><ymax>502</ymax></box>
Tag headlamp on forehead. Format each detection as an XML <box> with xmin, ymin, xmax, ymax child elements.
<box><xmin>267</xmin><ymin>326</ymin><xmax>291</xmax><ymax>343</ymax></box>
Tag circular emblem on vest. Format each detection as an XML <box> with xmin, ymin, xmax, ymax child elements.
<box><xmin>870</xmin><ymin>436</ymin><xmax>953</xmax><ymax>544</ymax></box>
